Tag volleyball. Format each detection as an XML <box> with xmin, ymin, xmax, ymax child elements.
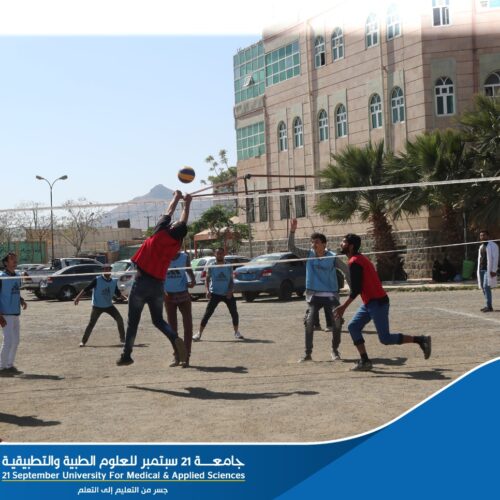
<box><xmin>178</xmin><ymin>166</ymin><xmax>196</xmax><ymax>183</ymax></box>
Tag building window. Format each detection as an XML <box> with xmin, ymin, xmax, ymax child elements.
<box><xmin>391</xmin><ymin>87</ymin><xmax>405</xmax><ymax>123</ymax></box>
<box><xmin>433</xmin><ymin>0</ymin><xmax>450</xmax><ymax>26</ymax></box>
<box><xmin>435</xmin><ymin>77</ymin><xmax>455</xmax><ymax>115</ymax></box>
<box><xmin>293</xmin><ymin>117</ymin><xmax>303</xmax><ymax>148</ymax></box>
<box><xmin>265</xmin><ymin>40</ymin><xmax>300</xmax><ymax>87</ymax></box>
<box><xmin>366</xmin><ymin>13</ymin><xmax>379</xmax><ymax>48</ymax></box>
<box><xmin>314</xmin><ymin>36</ymin><xmax>326</xmax><ymax>68</ymax></box>
<box><xmin>369</xmin><ymin>94</ymin><xmax>383</xmax><ymax>129</ymax></box>
<box><xmin>237</xmin><ymin>122</ymin><xmax>266</xmax><ymax>160</ymax></box>
<box><xmin>233</xmin><ymin>42</ymin><xmax>265</xmax><ymax>104</ymax></box>
<box><xmin>278</xmin><ymin>121</ymin><xmax>288</xmax><ymax>152</ymax></box>
<box><xmin>479</xmin><ymin>0</ymin><xmax>500</xmax><ymax>7</ymax></box>
<box><xmin>280</xmin><ymin>190</ymin><xmax>291</xmax><ymax>220</ymax></box>
<box><xmin>259</xmin><ymin>192</ymin><xmax>268</xmax><ymax>222</ymax></box>
<box><xmin>318</xmin><ymin>110</ymin><xmax>329</xmax><ymax>142</ymax></box>
<box><xmin>295</xmin><ymin>186</ymin><xmax>306</xmax><ymax>218</ymax></box>
<box><xmin>331</xmin><ymin>27</ymin><xmax>344</xmax><ymax>61</ymax></box>
<box><xmin>386</xmin><ymin>5</ymin><xmax>401</xmax><ymax>40</ymax></box>
<box><xmin>484</xmin><ymin>71</ymin><xmax>500</xmax><ymax>97</ymax></box>
<box><xmin>335</xmin><ymin>104</ymin><xmax>348</xmax><ymax>137</ymax></box>
<box><xmin>246</xmin><ymin>197</ymin><xmax>255</xmax><ymax>223</ymax></box>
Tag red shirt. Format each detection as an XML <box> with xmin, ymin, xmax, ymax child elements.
<box><xmin>132</xmin><ymin>215</ymin><xmax>184</xmax><ymax>281</ymax></box>
<box><xmin>348</xmin><ymin>253</ymin><xmax>387</xmax><ymax>304</ymax></box>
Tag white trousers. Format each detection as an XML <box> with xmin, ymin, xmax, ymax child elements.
<box><xmin>1</xmin><ymin>315</ymin><xmax>20</xmax><ymax>369</ymax></box>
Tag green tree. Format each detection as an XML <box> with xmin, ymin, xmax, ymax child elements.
<box><xmin>316</xmin><ymin>141</ymin><xmax>398</xmax><ymax>280</ymax></box>
<box><xmin>202</xmin><ymin>149</ymin><xmax>237</xmax><ymax>195</ymax></box>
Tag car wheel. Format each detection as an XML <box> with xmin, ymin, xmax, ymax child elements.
<box><xmin>190</xmin><ymin>294</ymin><xmax>200</xmax><ymax>302</ymax></box>
<box><xmin>295</xmin><ymin>289</ymin><xmax>304</xmax><ymax>298</ymax></box>
<box><xmin>34</xmin><ymin>290</ymin><xmax>44</xmax><ymax>299</ymax></box>
<box><xmin>278</xmin><ymin>280</ymin><xmax>294</xmax><ymax>301</ymax></box>
<box><xmin>242</xmin><ymin>292</ymin><xmax>259</xmax><ymax>302</ymax></box>
<box><xmin>58</xmin><ymin>285</ymin><xmax>76</xmax><ymax>301</ymax></box>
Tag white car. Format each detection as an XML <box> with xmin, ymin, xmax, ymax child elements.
<box><xmin>112</xmin><ymin>259</ymin><xmax>137</xmax><ymax>298</ymax></box>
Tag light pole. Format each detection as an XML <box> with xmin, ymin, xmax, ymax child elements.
<box><xmin>36</xmin><ymin>175</ymin><xmax>68</xmax><ymax>264</ymax></box>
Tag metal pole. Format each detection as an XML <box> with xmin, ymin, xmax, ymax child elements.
<box><xmin>50</xmin><ymin>184</ymin><xmax>54</xmax><ymax>264</ymax></box>
<box><xmin>243</xmin><ymin>175</ymin><xmax>253</xmax><ymax>258</ymax></box>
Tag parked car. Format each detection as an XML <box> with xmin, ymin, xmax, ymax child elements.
<box><xmin>23</xmin><ymin>257</ymin><xmax>102</xmax><ymax>298</ymax></box>
<box><xmin>190</xmin><ymin>255</ymin><xmax>252</xmax><ymax>300</ymax></box>
<box><xmin>16</xmin><ymin>263</ymin><xmax>47</xmax><ymax>273</ymax></box>
<box><xmin>112</xmin><ymin>259</ymin><xmax>137</xmax><ymax>298</ymax></box>
<box><xmin>39</xmin><ymin>263</ymin><xmax>104</xmax><ymax>301</ymax></box>
<box><xmin>233</xmin><ymin>252</ymin><xmax>345</xmax><ymax>302</ymax></box>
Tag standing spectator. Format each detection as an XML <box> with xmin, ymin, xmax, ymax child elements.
<box><xmin>477</xmin><ymin>230</ymin><xmax>499</xmax><ymax>312</ymax></box>
<box><xmin>164</xmin><ymin>251</ymin><xmax>196</xmax><ymax>367</ymax></box>
<box><xmin>288</xmin><ymin>218</ymin><xmax>350</xmax><ymax>363</ymax></box>
<box><xmin>74</xmin><ymin>264</ymin><xmax>126</xmax><ymax>346</ymax></box>
<box><xmin>193</xmin><ymin>247</ymin><xmax>243</xmax><ymax>341</ymax></box>
<box><xmin>0</xmin><ymin>252</ymin><xmax>27</xmax><ymax>376</ymax></box>
<box><xmin>116</xmin><ymin>191</ymin><xmax>191</xmax><ymax>366</ymax></box>
<box><xmin>334</xmin><ymin>234</ymin><xmax>431</xmax><ymax>371</ymax></box>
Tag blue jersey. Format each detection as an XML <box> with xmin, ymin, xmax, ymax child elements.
<box><xmin>208</xmin><ymin>264</ymin><xmax>232</xmax><ymax>295</ymax></box>
<box><xmin>92</xmin><ymin>276</ymin><xmax>118</xmax><ymax>308</ymax></box>
<box><xmin>0</xmin><ymin>271</ymin><xmax>21</xmax><ymax>315</ymax></box>
<box><xmin>164</xmin><ymin>253</ymin><xmax>189</xmax><ymax>293</ymax></box>
<box><xmin>306</xmin><ymin>250</ymin><xmax>339</xmax><ymax>292</ymax></box>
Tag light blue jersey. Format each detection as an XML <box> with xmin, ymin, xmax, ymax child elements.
<box><xmin>92</xmin><ymin>276</ymin><xmax>118</xmax><ymax>308</ymax></box>
<box><xmin>164</xmin><ymin>253</ymin><xmax>189</xmax><ymax>293</ymax></box>
<box><xmin>0</xmin><ymin>271</ymin><xmax>21</xmax><ymax>315</ymax></box>
<box><xmin>306</xmin><ymin>250</ymin><xmax>339</xmax><ymax>292</ymax></box>
<box><xmin>208</xmin><ymin>265</ymin><xmax>232</xmax><ymax>295</ymax></box>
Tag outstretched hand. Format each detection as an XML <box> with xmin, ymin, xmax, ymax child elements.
<box><xmin>290</xmin><ymin>218</ymin><xmax>298</xmax><ymax>232</ymax></box>
<box><xmin>183</xmin><ymin>193</ymin><xmax>192</xmax><ymax>204</ymax></box>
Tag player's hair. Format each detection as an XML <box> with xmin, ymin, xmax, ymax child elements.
<box><xmin>310</xmin><ymin>232</ymin><xmax>327</xmax><ymax>244</ymax></box>
<box><xmin>344</xmin><ymin>234</ymin><xmax>362</xmax><ymax>253</ymax></box>
<box><xmin>1</xmin><ymin>252</ymin><xmax>16</xmax><ymax>266</ymax></box>
<box><xmin>479</xmin><ymin>229</ymin><xmax>489</xmax><ymax>235</ymax></box>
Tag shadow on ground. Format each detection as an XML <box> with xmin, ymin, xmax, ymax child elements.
<box><xmin>0</xmin><ymin>412</ymin><xmax>60</xmax><ymax>427</ymax></box>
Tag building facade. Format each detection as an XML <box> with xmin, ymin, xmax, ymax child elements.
<box><xmin>233</xmin><ymin>0</ymin><xmax>500</xmax><ymax>259</ymax></box>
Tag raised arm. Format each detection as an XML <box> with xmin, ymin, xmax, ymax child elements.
<box><xmin>287</xmin><ymin>218</ymin><xmax>309</xmax><ymax>258</ymax></box>
<box><xmin>178</xmin><ymin>193</ymin><xmax>192</xmax><ymax>225</ymax></box>
<box><xmin>165</xmin><ymin>190</ymin><xmax>183</xmax><ymax>218</ymax></box>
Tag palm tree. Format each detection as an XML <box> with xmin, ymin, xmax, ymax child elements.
<box><xmin>316</xmin><ymin>141</ymin><xmax>398</xmax><ymax>280</ymax></box>
<box><xmin>400</xmin><ymin>130</ymin><xmax>472</xmax><ymax>265</ymax></box>
<box><xmin>459</xmin><ymin>95</ymin><xmax>500</xmax><ymax>229</ymax></box>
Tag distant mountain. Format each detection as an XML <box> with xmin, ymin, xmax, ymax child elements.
<box><xmin>100</xmin><ymin>184</ymin><xmax>213</xmax><ymax>230</ymax></box>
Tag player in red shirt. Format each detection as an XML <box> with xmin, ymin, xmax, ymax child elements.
<box><xmin>335</xmin><ymin>234</ymin><xmax>431</xmax><ymax>371</ymax></box>
<box><xmin>117</xmin><ymin>191</ymin><xmax>191</xmax><ymax>367</ymax></box>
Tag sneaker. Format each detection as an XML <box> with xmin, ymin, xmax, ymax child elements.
<box><xmin>234</xmin><ymin>331</ymin><xmax>244</xmax><ymax>340</ymax></box>
<box><xmin>6</xmin><ymin>366</ymin><xmax>23</xmax><ymax>375</ymax></box>
<box><xmin>116</xmin><ymin>354</ymin><xmax>134</xmax><ymax>366</ymax></box>
<box><xmin>192</xmin><ymin>331</ymin><xmax>202</xmax><ymax>342</ymax></box>
<box><xmin>79</xmin><ymin>342</ymin><xmax>86</xmax><ymax>347</ymax></box>
<box><xmin>331</xmin><ymin>350</ymin><xmax>341</xmax><ymax>361</ymax></box>
<box><xmin>174</xmin><ymin>337</ymin><xmax>187</xmax><ymax>364</ymax></box>
<box><xmin>313</xmin><ymin>325</ymin><xmax>322</xmax><ymax>331</ymax></box>
<box><xmin>420</xmin><ymin>336</ymin><xmax>432</xmax><ymax>360</ymax></box>
<box><xmin>0</xmin><ymin>369</ymin><xmax>14</xmax><ymax>377</ymax></box>
<box><xmin>324</xmin><ymin>326</ymin><xmax>332</xmax><ymax>332</ymax></box>
<box><xmin>298</xmin><ymin>354</ymin><xmax>312</xmax><ymax>363</ymax></box>
<box><xmin>181</xmin><ymin>357</ymin><xmax>190</xmax><ymax>369</ymax></box>
<box><xmin>169</xmin><ymin>357</ymin><xmax>180</xmax><ymax>368</ymax></box>
<box><xmin>480</xmin><ymin>307</ymin><xmax>493</xmax><ymax>312</ymax></box>
<box><xmin>351</xmin><ymin>359</ymin><xmax>373</xmax><ymax>371</ymax></box>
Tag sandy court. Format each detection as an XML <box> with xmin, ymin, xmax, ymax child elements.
<box><xmin>0</xmin><ymin>289</ymin><xmax>499</xmax><ymax>443</ymax></box>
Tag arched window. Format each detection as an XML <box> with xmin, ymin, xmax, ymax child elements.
<box><xmin>318</xmin><ymin>110</ymin><xmax>329</xmax><ymax>142</ymax></box>
<box><xmin>435</xmin><ymin>77</ymin><xmax>455</xmax><ymax>115</ymax></box>
<box><xmin>293</xmin><ymin>117</ymin><xmax>303</xmax><ymax>148</ymax></box>
<box><xmin>366</xmin><ymin>13</ymin><xmax>379</xmax><ymax>48</ymax></box>
<box><xmin>314</xmin><ymin>36</ymin><xmax>326</xmax><ymax>68</ymax></box>
<box><xmin>278</xmin><ymin>121</ymin><xmax>288</xmax><ymax>151</ymax></box>
<box><xmin>335</xmin><ymin>104</ymin><xmax>348</xmax><ymax>138</ymax></box>
<box><xmin>386</xmin><ymin>4</ymin><xmax>401</xmax><ymax>40</ymax></box>
<box><xmin>433</xmin><ymin>0</ymin><xmax>450</xmax><ymax>27</ymax></box>
<box><xmin>331</xmin><ymin>28</ymin><xmax>344</xmax><ymax>61</ymax></box>
<box><xmin>391</xmin><ymin>87</ymin><xmax>405</xmax><ymax>123</ymax></box>
<box><xmin>370</xmin><ymin>94</ymin><xmax>383</xmax><ymax>129</ymax></box>
<box><xmin>484</xmin><ymin>71</ymin><xmax>500</xmax><ymax>97</ymax></box>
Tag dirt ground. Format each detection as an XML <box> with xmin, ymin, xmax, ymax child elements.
<box><xmin>1</xmin><ymin>289</ymin><xmax>499</xmax><ymax>443</ymax></box>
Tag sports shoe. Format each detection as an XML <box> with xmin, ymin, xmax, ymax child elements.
<box><xmin>350</xmin><ymin>359</ymin><xmax>373</xmax><ymax>371</ymax></box>
<box><xmin>324</xmin><ymin>326</ymin><xmax>332</xmax><ymax>332</ymax></box>
<box><xmin>234</xmin><ymin>331</ymin><xmax>244</xmax><ymax>340</ymax></box>
<box><xmin>169</xmin><ymin>357</ymin><xmax>180</xmax><ymax>367</ymax></box>
<box><xmin>420</xmin><ymin>336</ymin><xmax>432</xmax><ymax>360</ymax></box>
<box><xmin>192</xmin><ymin>331</ymin><xmax>202</xmax><ymax>342</ymax></box>
<box><xmin>313</xmin><ymin>325</ymin><xmax>322</xmax><ymax>331</ymax></box>
<box><xmin>0</xmin><ymin>369</ymin><xmax>14</xmax><ymax>377</ymax></box>
<box><xmin>116</xmin><ymin>354</ymin><xmax>134</xmax><ymax>366</ymax></box>
<box><xmin>174</xmin><ymin>337</ymin><xmax>187</xmax><ymax>364</ymax></box>
<box><xmin>5</xmin><ymin>366</ymin><xmax>23</xmax><ymax>375</ymax></box>
<box><xmin>480</xmin><ymin>307</ymin><xmax>493</xmax><ymax>312</ymax></box>
<box><xmin>79</xmin><ymin>342</ymin><xmax>86</xmax><ymax>347</ymax></box>
<box><xmin>331</xmin><ymin>350</ymin><xmax>341</xmax><ymax>361</ymax></box>
<box><xmin>298</xmin><ymin>354</ymin><xmax>312</xmax><ymax>363</ymax></box>
<box><xmin>181</xmin><ymin>357</ymin><xmax>190</xmax><ymax>369</ymax></box>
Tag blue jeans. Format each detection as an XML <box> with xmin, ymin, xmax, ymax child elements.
<box><xmin>304</xmin><ymin>296</ymin><xmax>341</xmax><ymax>355</ymax></box>
<box><xmin>348</xmin><ymin>299</ymin><xmax>403</xmax><ymax>346</ymax></box>
<box><xmin>123</xmin><ymin>273</ymin><xmax>178</xmax><ymax>357</ymax></box>
<box><xmin>480</xmin><ymin>270</ymin><xmax>493</xmax><ymax>309</ymax></box>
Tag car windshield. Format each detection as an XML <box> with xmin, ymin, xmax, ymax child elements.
<box><xmin>112</xmin><ymin>261</ymin><xmax>130</xmax><ymax>273</ymax></box>
<box><xmin>249</xmin><ymin>255</ymin><xmax>284</xmax><ymax>264</ymax></box>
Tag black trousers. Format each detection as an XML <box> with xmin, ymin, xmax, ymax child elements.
<box><xmin>200</xmin><ymin>294</ymin><xmax>239</xmax><ymax>327</ymax></box>
<box><xmin>82</xmin><ymin>306</ymin><xmax>125</xmax><ymax>344</ymax></box>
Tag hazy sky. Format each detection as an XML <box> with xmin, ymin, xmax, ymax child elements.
<box><xmin>0</xmin><ymin>35</ymin><xmax>259</xmax><ymax>209</ymax></box>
